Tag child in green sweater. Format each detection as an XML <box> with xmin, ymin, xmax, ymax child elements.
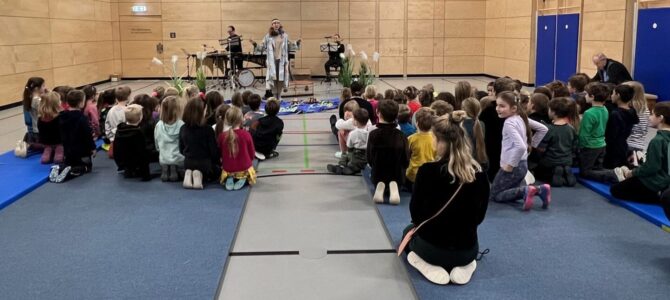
<box><xmin>578</xmin><ymin>83</ymin><xmax>623</xmax><ymax>183</ymax></box>
<box><xmin>611</xmin><ymin>102</ymin><xmax>670</xmax><ymax>203</ymax></box>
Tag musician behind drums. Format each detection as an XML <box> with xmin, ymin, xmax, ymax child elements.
<box><xmin>250</xmin><ymin>18</ymin><xmax>301</xmax><ymax>99</ymax></box>
<box><xmin>225</xmin><ymin>25</ymin><xmax>243</xmax><ymax>74</ymax></box>
<box><xmin>324</xmin><ymin>34</ymin><xmax>345</xmax><ymax>82</ymax></box>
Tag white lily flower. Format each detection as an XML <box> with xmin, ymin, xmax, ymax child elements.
<box><xmin>196</xmin><ymin>51</ymin><xmax>206</xmax><ymax>60</ymax></box>
<box><xmin>339</xmin><ymin>53</ymin><xmax>345</xmax><ymax>59</ymax></box>
<box><xmin>151</xmin><ymin>57</ymin><xmax>163</xmax><ymax>66</ymax></box>
<box><xmin>372</xmin><ymin>52</ymin><xmax>380</xmax><ymax>62</ymax></box>
<box><xmin>171</xmin><ymin>55</ymin><xmax>178</xmax><ymax>64</ymax></box>
<box><xmin>360</xmin><ymin>51</ymin><xmax>368</xmax><ymax>61</ymax></box>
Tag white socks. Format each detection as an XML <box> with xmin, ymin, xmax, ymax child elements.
<box><xmin>449</xmin><ymin>260</ymin><xmax>477</xmax><ymax>285</ymax></box>
<box><xmin>183</xmin><ymin>169</ymin><xmax>193</xmax><ymax>189</ymax></box>
<box><xmin>373</xmin><ymin>182</ymin><xmax>385</xmax><ymax>203</ymax></box>
<box><xmin>373</xmin><ymin>181</ymin><xmax>400</xmax><ymax>205</ymax></box>
<box><xmin>192</xmin><ymin>170</ymin><xmax>203</xmax><ymax>189</ymax></box>
<box><xmin>407</xmin><ymin>251</ymin><xmax>450</xmax><ymax>285</ymax></box>
<box><xmin>407</xmin><ymin>252</ymin><xmax>477</xmax><ymax>285</ymax></box>
<box><xmin>389</xmin><ymin>181</ymin><xmax>400</xmax><ymax>205</ymax></box>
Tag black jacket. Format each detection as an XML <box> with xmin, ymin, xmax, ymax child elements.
<box><xmin>367</xmin><ymin>123</ymin><xmax>409</xmax><ymax>184</ymax></box>
<box><xmin>179</xmin><ymin>125</ymin><xmax>219</xmax><ymax>165</ymax></box>
<box><xmin>410</xmin><ymin>163</ymin><xmax>490</xmax><ymax>250</ymax></box>
<box><xmin>592</xmin><ymin>59</ymin><xmax>633</xmax><ymax>85</ymax></box>
<box><xmin>339</xmin><ymin>96</ymin><xmax>377</xmax><ymax>124</ymax></box>
<box><xmin>38</xmin><ymin>116</ymin><xmax>61</xmax><ymax>145</ymax></box>
<box><xmin>251</xmin><ymin>115</ymin><xmax>284</xmax><ymax>154</ymax></box>
<box><xmin>604</xmin><ymin>107</ymin><xmax>639</xmax><ymax>169</ymax></box>
<box><xmin>479</xmin><ymin>102</ymin><xmax>505</xmax><ymax>179</ymax></box>
<box><xmin>113</xmin><ymin>122</ymin><xmax>149</xmax><ymax>170</ymax></box>
<box><xmin>59</xmin><ymin>110</ymin><xmax>96</xmax><ymax>166</ymax></box>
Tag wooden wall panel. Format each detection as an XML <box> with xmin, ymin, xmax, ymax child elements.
<box><xmin>579</xmin><ymin>0</ymin><xmax>629</xmax><ymax>74</ymax></box>
<box><xmin>0</xmin><ymin>1</ymin><xmax>114</xmax><ymax>106</ymax></box>
<box><xmin>485</xmin><ymin>0</ymin><xmax>533</xmax><ymax>82</ymax></box>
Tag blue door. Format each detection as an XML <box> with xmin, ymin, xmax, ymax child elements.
<box><xmin>536</xmin><ymin>15</ymin><xmax>557</xmax><ymax>86</ymax></box>
<box><xmin>635</xmin><ymin>8</ymin><xmax>670</xmax><ymax>101</ymax></box>
<box><xmin>555</xmin><ymin>14</ymin><xmax>580</xmax><ymax>83</ymax></box>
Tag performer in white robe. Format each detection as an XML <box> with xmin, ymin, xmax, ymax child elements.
<box><xmin>251</xmin><ymin>19</ymin><xmax>300</xmax><ymax>99</ymax></box>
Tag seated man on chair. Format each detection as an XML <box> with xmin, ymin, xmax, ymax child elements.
<box><xmin>591</xmin><ymin>52</ymin><xmax>633</xmax><ymax>85</ymax></box>
<box><xmin>324</xmin><ymin>34</ymin><xmax>345</xmax><ymax>82</ymax></box>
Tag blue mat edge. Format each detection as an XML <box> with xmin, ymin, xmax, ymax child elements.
<box><xmin>577</xmin><ymin>178</ymin><xmax>670</xmax><ymax>231</ymax></box>
<box><xmin>0</xmin><ymin>140</ymin><xmax>104</xmax><ymax>212</ymax></box>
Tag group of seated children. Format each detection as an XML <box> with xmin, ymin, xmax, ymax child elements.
<box><xmin>21</xmin><ymin>78</ymin><xmax>284</xmax><ymax>189</ymax></box>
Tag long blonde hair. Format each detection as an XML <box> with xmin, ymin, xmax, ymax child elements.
<box><xmin>432</xmin><ymin>111</ymin><xmax>481</xmax><ymax>184</ymax></box>
<box><xmin>461</xmin><ymin>98</ymin><xmax>488</xmax><ymax>165</ymax></box>
<box><xmin>624</xmin><ymin>81</ymin><xmax>648</xmax><ymax>115</ymax></box>
<box><xmin>224</xmin><ymin>106</ymin><xmax>244</xmax><ymax>157</ymax></box>
<box><xmin>38</xmin><ymin>92</ymin><xmax>61</xmax><ymax>120</ymax></box>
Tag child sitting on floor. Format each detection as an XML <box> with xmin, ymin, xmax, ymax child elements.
<box><xmin>114</xmin><ymin>104</ymin><xmax>151</xmax><ymax>181</ymax></box>
<box><xmin>535</xmin><ymin>98</ymin><xmax>578</xmax><ymax>187</ymax></box>
<box><xmin>368</xmin><ymin>100</ymin><xmax>409</xmax><ymax>205</ymax></box>
<box><xmin>579</xmin><ymin>83</ymin><xmax>625</xmax><ymax>183</ymax></box>
<box><xmin>50</xmin><ymin>90</ymin><xmax>97</xmax><ymax>183</ymax></box>
<box><xmin>155</xmin><ymin>96</ymin><xmax>185</xmax><ymax>182</ymax></box>
<box><xmin>611</xmin><ymin>102</ymin><xmax>670</xmax><ymax>203</ymax></box>
<box><xmin>251</xmin><ymin>98</ymin><xmax>284</xmax><ymax>160</ymax></box>
<box><xmin>335</xmin><ymin>101</ymin><xmax>366</xmax><ymax>158</ymax></box>
<box><xmin>625</xmin><ymin>81</ymin><xmax>650</xmax><ymax>166</ymax></box>
<box><xmin>461</xmin><ymin>98</ymin><xmax>488</xmax><ymax>170</ymax></box>
<box><xmin>327</xmin><ymin>108</ymin><xmax>370</xmax><ymax>175</ymax></box>
<box><xmin>604</xmin><ymin>84</ymin><xmax>639</xmax><ymax>169</ymax></box>
<box><xmin>180</xmin><ymin>98</ymin><xmax>220</xmax><ymax>189</ymax></box>
<box><xmin>98</xmin><ymin>89</ymin><xmax>116</xmax><ymax>149</ymax></box>
<box><xmin>219</xmin><ymin>106</ymin><xmax>257</xmax><ymax>191</ymax></box>
<box><xmin>490</xmin><ymin>91</ymin><xmax>550</xmax><ymax>211</ymax></box>
<box><xmin>398</xmin><ymin>104</ymin><xmax>416</xmax><ymax>138</ymax></box>
<box><xmin>404</xmin><ymin>86</ymin><xmax>421</xmax><ymax>115</ymax></box>
<box><xmin>568</xmin><ymin>74</ymin><xmax>589</xmax><ymax>113</ymax></box>
<box><xmin>214</xmin><ymin>104</ymin><xmax>231</xmax><ymax>135</ymax></box>
<box><xmin>82</xmin><ymin>85</ymin><xmax>99</xmax><ymax>139</ymax></box>
<box><xmin>528</xmin><ymin>93</ymin><xmax>551</xmax><ymax>124</ymax></box>
<box><xmin>105</xmin><ymin>86</ymin><xmax>131</xmax><ymax>158</ymax></box>
<box><xmin>38</xmin><ymin>92</ymin><xmax>63</xmax><ymax>164</ymax></box>
<box><xmin>406</xmin><ymin>108</ymin><xmax>436</xmax><ymax>190</ymax></box>
<box><xmin>365</xmin><ymin>85</ymin><xmax>378</xmax><ymax>115</ymax></box>
<box><xmin>243</xmin><ymin>94</ymin><xmax>264</xmax><ymax>129</ymax></box>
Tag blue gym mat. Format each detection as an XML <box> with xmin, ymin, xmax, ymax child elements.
<box><xmin>363</xmin><ymin>168</ymin><xmax>670</xmax><ymax>299</ymax></box>
<box><xmin>577</xmin><ymin>178</ymin><xmax>670</xmax><ymax>232</ymax></box>
<box><xmin>0</xmin><ymin>140</ymin><xmax>104</xmax><ymax>211</ymax></box>
<box><xmin>0</xmin><ymin>154</ymin><xmax>250</xmax><ymax>299</ymax></box>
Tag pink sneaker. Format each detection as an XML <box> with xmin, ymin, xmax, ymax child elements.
<box><xmin>40</xmin><ymin>145</ymin><xmax>53</xmax><ymax>164</ymax></box>
<box><xmin>522</xmin><ymin>186</ymin><xmax>537</xmax><ymax>211</ymax></box>
<box><xmin>538</xmin><ymin>184</ymin><xmax>552</xmax><ymax>209</ymax></box>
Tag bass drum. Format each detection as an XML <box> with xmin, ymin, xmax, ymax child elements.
<box><xmin>237</xmin><ymin>69</ymin><xmax>255</xmax><ymax>88</ymax></box>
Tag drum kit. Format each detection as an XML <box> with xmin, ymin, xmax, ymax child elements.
<box><xmin>183</xmin><ymin>36</ymin><xmax>258</xmax><ymax>90</ymax></box>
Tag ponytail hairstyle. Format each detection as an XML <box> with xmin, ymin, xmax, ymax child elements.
<box><xmin>23</xmin><ymin>77</ymin><xmax>45</xmax><ymax>112</ymax></box>
<box><xmin>224</xmin><ymin>106</ymin><xmax>244</xmax><ymax>158</ymax></box>
<box><xmin>38</xmin><ymin>92</ymin><xmax>61</xmax><ymax>120</ymax></box>
<box><xmin>454</xmin><ymin>81</ymin><xmax>472</xmax><ymax>110</ymax></box>
<box><xmin>461</xmin><ymin>97</ymin><xmax>488</xmax><ymax>165</ymax></box>
<box><xmin>567</xmin><ymin>99</ymin><xmax>581</xmax><ymax>133</ymax></box>
<box><xmin>214</xmin><ymin>103</ymin><xmax>231</xmax><ymax>136</ymax></box>
<box><xmin>403</xmin><ymin>86</ymin><xmax>418</xmax><ymax>102</ymax></box>
<box><xmin>432</xmin><ymin>111</ymin><xmax>481</xmax><ymax>184</ymax></box>
<box><xmin>498</xmin><ymin>91</ymin><xmax>532</xmax><ymax>147</ymax></box>
<box><xmin>624</xmin><ymin>81</ymin><xmax>648</xmax><ymax>115</ymax></box>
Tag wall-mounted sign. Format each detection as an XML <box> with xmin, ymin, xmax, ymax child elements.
<box><xmin>131</xmin><ymin>5</ymin><xmax>147</xmax><ymax>13</ymax></box>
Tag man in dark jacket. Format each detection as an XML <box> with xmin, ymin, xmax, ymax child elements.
<box><xmin>591</xmin><ymin>53</ymin><xmax>633</xmax><ymax>85</ymax></box>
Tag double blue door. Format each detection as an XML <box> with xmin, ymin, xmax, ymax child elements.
<box><xmin>536</xmin><ymin>14</ymin><xmax>580</xmax><ymax>86</ymax></box>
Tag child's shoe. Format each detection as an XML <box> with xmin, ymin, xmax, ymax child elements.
<box><xmin>225</xmin><ymin>177</ymin><xmax>235</xmax><ymax>190</ymax></box>
<box><xmin>373</xmin><ymin>182</ymin><xmax>385</xmax><ymax>203</ymax></box>
<box><xmin>160</xmin><ymin>165</ymin><xmax>169</xmax><ymax>182</ymax></box>
<box><xmin>537</xmin><ymin>184</ymin><xmax>551</xmax><ymax>209</ymax></box>
<box><xmin>49</xmin><ymin>165</ymin><xmax>60</xmax><ymax>182</ymax></box>
<box><xmin>267</xmin><ymin>151</ymin><xmax>279</xmax><ymax>159</ymax></box>
<box><xmin>53</xmin><ymin>145</ymin><xmax>64</xmax><ymax>164</ymax></box>
<box><xmin>192</xmin><ymin>170</ymin><xmax>203</xmax><ymax>189</ymax></box>
<box><xmin>233</xmin><ymin>178</ymin><xmax>247</xmax><ymax>190</ymax></box>
<box><xmin>449</xmin><ymin>260</ymin><xmax>477</xmax><ymax>285</ymax></box>
<box><xmin>53</xmin><ymin>166</ymin><xmax>71</xmax><ymax>183</ymax></box>
<box><xmin>334</xmin><ymin>151</ymin><xmax>343</xmax><ymax>159</ymax></box>
<box><xmin>614</xmin><ymin>166</ymin><xmax>627</xmax><ymax>182</ymax></box>
<box><xmin>183</xmin><ymin>169</ymin><xmax>193</xmax><ymax>189</ymax></box>
<box><xmin>168</xmin><ymin>165</ymin><xmax>179</xmax><ymax>182</ymax></box>
<box><xmin>255</xmin><ymin>151</ymin><xmax>266</xmax><ymax>161</ymax></box>
<box><xmin>522</xmin><ymin>185</ymin><xmax>538</xmax><ymax>211</ymax></box>
<box><xmin>327</xmin><ymin>164</ymin><xmax>343</xmax><ymax>175</ymax></box>
<box><xmin>389</xmin><ymin>181</ymin><xmax>400</xmax><ymax>205</ymax></box>
<box><xmin>407</xmin><ymin>251</ymin><xmax>450</xmax><ymax>285</ymax></box>
<box><xmin>563</xmin><ymin>166</ymin><xmax>577</xmax><ymax>187</ymax></box>
<box><xmin>551</xmin><ymin>166</ymin><xmax>565</xmax><ymax>187</ymax></box>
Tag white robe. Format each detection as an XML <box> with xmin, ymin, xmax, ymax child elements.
<box><xmin>261</xmin><ymin>33</ymin><xmax>291</xmax><ymax>89</ymax></box>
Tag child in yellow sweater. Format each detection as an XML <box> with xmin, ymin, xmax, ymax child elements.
<box><xmin>406</xmin><ymin>107</ymin><xmax>437</xmax><ymax>190</ymax></box>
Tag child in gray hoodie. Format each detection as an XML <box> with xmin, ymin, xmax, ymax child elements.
<box><xmin>154</xmin><ymin>96</ymin><xmax>185</xmax><ymax>182</ymax></box>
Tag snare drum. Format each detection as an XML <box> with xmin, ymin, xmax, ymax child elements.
<box><xmin>237</xmin><ymin>69</ymin><xmax>255</xmax><ymax>87</ymax></box>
